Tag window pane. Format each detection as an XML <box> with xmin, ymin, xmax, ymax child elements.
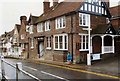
<box><xmin>64</xmin><ymin>35</ymin><xmax>67</xmax><ymax>49</ymax></box>
<box><xmin>59</xmin><ymin>36</ymin><xmax>63</xmax><ymax>49</ymax></box>
<box><xmin>55</xmin><ymin>36</ymin><xmax>58</xmax><ymax>49</ymax></box>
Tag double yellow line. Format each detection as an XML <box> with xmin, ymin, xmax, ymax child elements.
<box><xmin>40</xmin><ymin>62</ymin><xmax>120</xmax><ymax>79</ymax></box>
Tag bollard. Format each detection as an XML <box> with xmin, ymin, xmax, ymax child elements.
<box><xmin>1</xmin><ymin>56</ymin><xmax>5</xmax><ymax>80</ymax></box>
<box><xmin>16</xmin><ymin>62</ymin><xmax>22</xmax><ymax>81</ymax></box>
<box><xmin>17</xmin><ymin>62</ymin><xmax>22</xmax><ymax>70</ymax></box>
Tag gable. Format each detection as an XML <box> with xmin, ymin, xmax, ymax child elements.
<box><xmin>105</xmin><ymin>23</ymin><xmax>116</xmax><ymax>35</ymax></box>
<box><xmin>78</xmin><ymin>0</ymin><xmax>111</xmax><ymax>18</ymax></box>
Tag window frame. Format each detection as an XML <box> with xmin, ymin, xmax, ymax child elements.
<box><xmin>30</xmin><ymin>38</ymin><xmax>34</xmax><ymax>48</ymax></box>
<box><xmin>37</xmin><ymin>23</ymin><xmax>43</xmax><ymax>32</ymax></box>
<box><xmin>46</xmin><ymin>37</ymin><xmax>51</xmax><ymax>49</ymax></box>
<box><xmin>79</xmin><ymin>13</ymin><xmax>90</xmax><ymax>27</ymax></box>
<box><xmin>54</xmin><ymin>34</ymin><xmax>68</xmax><ymax>50</ymax></box>
<box><xmin>79</xmin><ymin>34</ymin><xmax>89</xmax><ymax>51</ymax></box>
<box><xmin>45</xmin><ymin>21</ymin><xmax>50</xmax><ymax>31</ymax></box>
<box><xmin>55</xmin><ymin>16</ymin><xmax>66</xmax><ymax>29</ymax></box>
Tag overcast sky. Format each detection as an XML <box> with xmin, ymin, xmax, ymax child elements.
<box><xmin>0</xmin><ymin>0</ymin><xmax>119</xmax><ymax>35</ymax></box>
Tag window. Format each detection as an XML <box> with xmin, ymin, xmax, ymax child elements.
<box><xmin>37</xmin><ymin>23</ymin><xmax>43</xmax><ymax>32</ymax></box>
<box><xmin>80</xmin><ymin>34</ymin><xmax>89</xmax><ymax>51</ymax></box>
<box><xmin>29</xmin><ymin>25</ymin><xmax>34</xmax><ymax>34</ymax></box>
<box><xmin>45</xmin><ymin>21</ymin><xmax>50</xmax><ymax>31</ymax></box>
<box><xmin>46</xmin><ymin>37</ymin><xmax>51</xmax><ymax>49</ymax></box>
<box><xmin>54</xmin><ymin>34</ymin><xmax>68</xmax><ymax>50</ymax></box>
<box><xmin>21</xmin><ymin>43</ymin><xmax>25</xmax><ymax>49</ymax></box>
<box><xmin>56</xmin><ymin>16</ymin><xmax>66</xmax><ymax>29</ymax></box>
<box><xmin>30</xmin><ymin>38</ymin><xmax>34</xmax><ymax>48</ymax></box>
<box><xmin>79</xmin><ymin>13</ymin><xmax>90</xmax><ymax>27</ymax></box>
<box><xmin>21</xmin><ymin>34</ymin><xmax>25</xmax><ymax>39</ymax></box>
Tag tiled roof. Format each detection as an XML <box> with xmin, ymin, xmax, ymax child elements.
<box><xmin>109</xmin><ymin>5</ymin><xmax>120</xmax><ymax>18</ymax></box>
<box><xmin>28</xmin><ymin>14</ymin><xmax>39</xmax><ymax>25</ymax></box>
<box><xmin>15</xmin><ymin>24</ymin><xmax>21</xmax><ymax>33</ymax></box>
<box><xmin>91</xmin><ymin>23</ymin><xmax>116</xmax><ymax>35</ymax></box>
<box><xmin>36</xmin><ymin>2</ymin><xmax>81</xmax><ymax>23</ymax></box>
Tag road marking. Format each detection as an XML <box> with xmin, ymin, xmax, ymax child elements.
<box><xmin>40</xmin><ymin>62</ymin><xmax>120</xmax><ymax>79</ymax></box>
<box><xmin>41</xmin><ymin>71</ymin><xmax>69</xmax><ymax>81</ymax></box>
<box><xmin>24</xmin><ymin>66</ymin><xmax>38</xmax><ymax>71</ymax></box>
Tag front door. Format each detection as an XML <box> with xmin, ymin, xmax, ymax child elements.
<box><xmin>38</xmin><ymin>42</ymin><xmax>44</xmax><ymax>57</ymax></box>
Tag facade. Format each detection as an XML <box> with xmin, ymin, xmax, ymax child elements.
<box><xmin>0</xmin><ymin>0</ymin><xmax>119</xmax><ymax>65</ymax></box>
<box><xmin>19</xmin><ymin>16</ymin><xmax>29</xmax><ymax>59</ymax></box>
<box><xmin>109</xmin><ymin>5</ymin><xmax>120</xmax><ymax>55</ymax></box>
<box><xmin>12</xmin><ymin>24</ymin><xmax>21</xmax><ymax>57</ymax></box>
<box><xmin>27</xmin><ymin>0</ymin><xmax>115</xmax><ymax>64</ymax></box>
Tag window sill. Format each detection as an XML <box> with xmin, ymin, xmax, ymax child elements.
<box><xmin>31</xmin><ymin>47</ymin><xmax>34</xmax><ymax>49</ymax></box>
<box><xmin>54</xmin><ymin>49</ymin><xmax>68</xmax><ymax>51</ymax></box>
<box><xmin>46</xmin><ymin>47</ymin><xmax>51</xmax><ymax>50</ymax></box>
<box><xmin>79</xmin><ymin>49</ymin><xmax>89</xmax><ymax>51</ymax></box>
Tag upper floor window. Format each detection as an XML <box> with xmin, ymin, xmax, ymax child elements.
<box><xmin>37</xmin><ymin>23</ymin><xmax>43</xmax><ymax>32</ymax></box>
<box><xmin>79</xmin><ymin>13</ymin><xmax>90</xmax><ymax>27</ymax></box>
<box><xmin>29</xmin><ymin>25</ymin><xmax>34</xmax><ymax>34</ymax></box>
<box><xmin>21</xmin><ymin>34</ymin><xmax>25</xmax><ymax>39</ymax></box>
<box><xmin>56</xmin><ymin>16</ymin><xmax>66</xmax><ymax>29</ymax></box>
<box><xmin>45</xmin><ymin>21</ymin><xmax>50</xmax><ymax>31</ymax></box>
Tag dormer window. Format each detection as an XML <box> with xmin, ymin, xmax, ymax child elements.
<box><xmin>79</xmin><ymin>13</ymin><xmax>90</xmax><ymax>27</ymax></box>
<box><xmin>37</xmin><ymin>23</ymin><xmax>43</xmax><ymax>32</ymax></box>
<box><xmin>45</xmin><ymin>21</ymin><xmax>50</xmax><ymax>31</ymax></box>
<box><xmin>56</xmin><ymin>16</ymin><xmax>66</xmax><ymax>29</ymax></box>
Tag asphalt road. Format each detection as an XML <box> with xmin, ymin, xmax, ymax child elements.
<box><xmin>1</xmin><ymin>58</ymin><xmax>119</xmax><ymax>81</ymax></box>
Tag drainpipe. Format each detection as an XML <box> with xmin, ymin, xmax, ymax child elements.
<box><xmin>70</xmin><ymin>14</ymin><xmax>73</xmax><ymax>62</ymax></box>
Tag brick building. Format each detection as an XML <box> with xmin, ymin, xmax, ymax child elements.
<box><xmin>27</xmin><ymin>0</ymin><xmax>115</xmax><ymax>64</ymax></box>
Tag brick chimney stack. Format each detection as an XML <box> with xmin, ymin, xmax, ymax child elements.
<box><xmin>20</xmin><ymin>16</ymin><xmax>27</xmax><ymax>25</ymax></box>
<box><xmin>53</xmin><ymin>0</ymin><xmax>58</xmax><ymax>7</ymax></box>
<box><xmin>43</xmin><ymin>0</ymin><xmax>50</xmax><ymax>13</ymax></box>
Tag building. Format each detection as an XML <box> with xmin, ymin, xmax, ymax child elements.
<box><xmin>12</xmin><ymin>24</ymin><xmax>21</xmax><ymax>57</ymax></box>
<box><xmin>27</xmin><ymin>0</ymin><xmax>116</xmax><ymax>64</ymax></box>
<box><xmin>109</xmin><ymin>5</ymin><xmax>120</xmax><ymax>55</ymax></box>
<box><xmin>19</xmin><ymin>16</ymin><xmax>29</xmax><ymax>59</ymax></box>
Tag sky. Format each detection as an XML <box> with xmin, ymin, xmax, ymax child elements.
<box><xmin>0</xmin><ymin>0</ymin><xmax>119</xmax><ymax>35</ymax></box>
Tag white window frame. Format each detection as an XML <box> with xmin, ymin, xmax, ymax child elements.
<box><xmin>37</xmin><ymin>23</ymin><xmax>43</xmax><ymax>32</ymax></box>
<box><xmin>30</xmin><ymin>38</ymin><xmax>34</xmax><ymax>48</ymax></box>
<box><xmin>21</xmin><ymin>34</ymin><xmax>25</xmax><ymax>39</ymax></box>
<box><xmin>54</xmin><ymin>34</ymin><xmax>68</xmax><ymax>50</ymax></box>
<box><xmin>55</xmin><ymin>16</ymin><xmax>66</xmax><ymax>29</ymax></box>
<box><xmin>79</xmin><ymin>34</ymin><xmax>89</xmax><ymax>51</ymax></box>
<box><xmin>46</xmin><ymin>37</ymin><xmax>51</xmax><ymax>49</ymax></box>
<box><xmin>79</xmin><ymin>13</ymin><xmax>90</xmax><ymax>27</ymax></box>
<box><xmin>21</xmin><ymin>43</ymin><xmax>25</xmax><ymax>49</ymax></box>
<box><xmin>45</xmin><ymin>21</ymin><xmax>50</xmax><ymax>31</ymax></box>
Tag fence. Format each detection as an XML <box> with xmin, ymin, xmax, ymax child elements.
<box><xmin>1</xmin><ymin>56</ymin><xmax>41</xmax><ymax>81</ymax></box>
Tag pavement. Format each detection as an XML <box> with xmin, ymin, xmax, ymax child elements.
<box><xmin>26</xmin><ymin>55</ymin><xmax>120</xmax><ymax>78</ymax></box>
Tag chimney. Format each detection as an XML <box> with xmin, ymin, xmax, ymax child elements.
<box><xmin>53</xmin><ymin>0</ymin><xmax>58</xmax><ymax>7</ymax></box>
<box><xmin>20</xmin><ymin>16</ymin><xmax>27</xmax><ymax>25</ymax></box>
<box><xmin>43</xmin><ymin>0</ymin><xmax>50</xmax><ymax>13</ymax></box>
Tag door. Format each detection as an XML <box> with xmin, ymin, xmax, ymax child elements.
<box><xmin>92</xmin><ymin>36</ymin><xmax>102</xmax><ymax>53</ymax></box>
<box><xmin>39</xmin><ymin>42</ymin><xmax>44</xmax><ymax>57</ymax></box>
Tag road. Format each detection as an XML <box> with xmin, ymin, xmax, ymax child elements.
<box><xmin>1</xmin><ymin>58</ymin><xmax>119</xmax><ymax>81</ymax></box>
